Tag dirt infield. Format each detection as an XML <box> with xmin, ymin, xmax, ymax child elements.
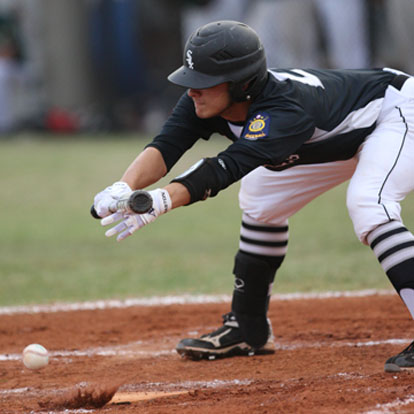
<box><xmin>1</xmin><ymin>292</ymin><xmax>414</xmax><ymax>413</ymax></box>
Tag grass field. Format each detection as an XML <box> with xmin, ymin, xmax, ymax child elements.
<box><xmin>1</xmin><ymin>133</ymin><xmax>413</xmax><ymax>306</ymax></box>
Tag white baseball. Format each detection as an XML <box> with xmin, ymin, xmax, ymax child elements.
<box><xmin>22</xmin><ymin>344</ymin><xmax>49</xmax><ymax>370</ymax></box>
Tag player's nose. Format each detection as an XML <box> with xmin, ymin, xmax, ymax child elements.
<box><xmin>188</xmin><ymin>88</ymin><xmax>201</xmax><ymax>98</ymax></box>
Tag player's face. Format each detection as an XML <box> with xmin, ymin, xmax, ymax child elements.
<box><xmin>188</xmin><ymin>83</ymin><xmax>232</xmax><ymax>119</ymax></box>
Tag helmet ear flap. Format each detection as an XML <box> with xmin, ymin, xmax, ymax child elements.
<box><xmin>229</xmin><ymin>71</ymin><xmax>268</xmax><ymax>102</ymax></box>
<box><xmin>229</xmin><ymin>82</ymin><xmax>250</xmax><ymax>102</ymax></box>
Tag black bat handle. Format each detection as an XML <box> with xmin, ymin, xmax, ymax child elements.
<box><xmin>90</xmin><ymin>204</ymin><xmax>100</xmax><ymax>219</ymax></box>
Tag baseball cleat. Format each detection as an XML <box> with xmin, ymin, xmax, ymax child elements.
<box><xmin>384</xmin><ymin>340</ymin><xmax>414</xmax><ymax>372</ymax></box>
<box><xmin>176</xmin><ymin>312</ymin><xmax>276</xmax><ymax>360</ymax></box>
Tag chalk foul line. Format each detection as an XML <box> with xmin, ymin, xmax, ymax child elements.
<box><xmin>0</xmin><ymin>289</ymin><xmax>394</xmax><ymax>316</ymax></box>
<box><xmin>0</xmin><ymin>337</ymin><xmax>410</xmax><ymax>363</ymax></box>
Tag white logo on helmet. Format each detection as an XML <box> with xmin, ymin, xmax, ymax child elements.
<box><xmin>186</xmin><ymin>50</ymin><xmax>194</xmax><ymax>69</ymax></box>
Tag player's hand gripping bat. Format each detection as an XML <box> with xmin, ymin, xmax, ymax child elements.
<box><xmin>90</xmin><ymin>190</ymin><xmax>153</xmax><ymax>219</ymax></box>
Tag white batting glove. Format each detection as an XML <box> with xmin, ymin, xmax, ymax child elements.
<box><xmin>93</xmin><ymin>181</ymin><xmax>132</xmax><ymax>217</ymax></box>
<box><xmin>101</xmin><ymin>188</ymin><xmax>172</xmax><ymax>241</ymax></box>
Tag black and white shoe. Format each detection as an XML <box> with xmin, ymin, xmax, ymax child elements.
<box><xmin>384</xmin><ymin>341</ymin><xmax>414</xmax><ymax>372</ymax></box>
<box><xmin>176</xmin><ymin>312</ymin><xmax>276</xmax><ymax>360</ymax></box>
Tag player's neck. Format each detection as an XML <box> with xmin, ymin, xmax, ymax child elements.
<box><xmin>220</xmin><ymin>100</ymin><xmax>251</xmax><ymax>123</ymax></box>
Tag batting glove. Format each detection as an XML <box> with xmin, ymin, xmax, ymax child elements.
<box><xmin>93</xmin><ymin>181</ymin><xmax>132</xmax><ymax>218</ymax></box>
<box><xmin>101</xmin><ymin>188</ymin><xmax>172</xmax><ymax>241</ymax></box>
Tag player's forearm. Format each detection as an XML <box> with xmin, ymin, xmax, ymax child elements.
<box><xmin>164</xmin><ymin>182</ymin><xmax>191</xmax><ymax>209</ymax></box>
<box><xmin>120</xmin><ymin>146</ymin><xmax>190</xmax><ymax>208</ymax></box>
<box><xmin>121</xmin><ymin>147</ymin><xmax>167</xmax><ymax>189</ymax></box>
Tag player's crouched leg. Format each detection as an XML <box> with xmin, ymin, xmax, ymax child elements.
<box><xmin>348</xmin><ymin>186</ymin><xmax>414</xmax><ymax>371</ymax></box>
<box><xmin>347</xmin><ymin>169</ymin><xmax>414</xmax><ymax>371</ymax></box>
<box><xmin>176</xmin><ymin>251</ymin><xmax>282</xmax><ymax>360</ymax></box>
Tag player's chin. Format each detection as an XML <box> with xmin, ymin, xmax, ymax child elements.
<box><xmin>194</xmin><ymin>106</ymin><xmax>208</xmax><ymax>118</ymax></box>
<box><xmin>195</xmin><ymin>106</ymin><xmax>218</xmax><ymax>119</ymax></box>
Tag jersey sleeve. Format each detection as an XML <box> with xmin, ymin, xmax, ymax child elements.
<box><xmin>145</xmin><ymin>93</ymin><xmax>216</xmax><ymax>172</ymax></box>
<box><xmin>220</xmin><ymin>107</ymin><xmax>315</xmax><ymax>179</ymax></box>
<box><xmin>172</xmin><ymin>106</ymin><xmax>315</xmax><ymax>204</ymax></box>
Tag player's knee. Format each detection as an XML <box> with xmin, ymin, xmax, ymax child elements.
<box><xmin>346</xmin><ymin>184</ymin><xmax>372</xmax><ymax>218</ymax></box>
<box><xmin>346</xmin><ymin>188</ymin><xmax>402</xmax><ymax>244</ymax></box>
<box><xmin>347</xmin><ymin>189</ymin><xmax>374</xmax><ymax>242</ymax></box>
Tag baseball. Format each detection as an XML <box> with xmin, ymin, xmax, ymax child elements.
<box><xmin>22</xmin><ymin>344</ymin><xmax>49</xmax><ymax>370</ymax></box>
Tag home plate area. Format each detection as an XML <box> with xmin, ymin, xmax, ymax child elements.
<box><xmin>1</xmin><ymin>291</ymin><xmax>414</xmax><ymax>413</ymax></box>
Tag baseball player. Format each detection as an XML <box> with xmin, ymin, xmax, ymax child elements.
<box><xmin>93</xmin><ymin>21</ymin><xmax>414</xmax><ymax>372</ymax></box>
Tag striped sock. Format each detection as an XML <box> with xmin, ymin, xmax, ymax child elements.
<box><xmin>367</xmin><ymin>221</ymin><xmax>414</xmax><ymax>273</ymax></box>
<box><xmin>239</xmin><ymin>214</ymin><xmax>289</xmax><ymax>259</ymax></box>
<box><xmin>368</xmin><ymin>221</ymin><xmax>414</xmax><ymax>319</ymax></box>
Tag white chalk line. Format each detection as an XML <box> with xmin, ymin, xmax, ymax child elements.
<box><xmin>0</xmin><ymin>340</ymin><xmax>175</xmax><ymax>362</ymax></box>
<box><xmin>1</xmin><ymin>337</ymin><xmax>410</xmax><ymax>364</ymax></box>
<box><xmin>364</xmin><ymin>395</ymin><xmax>414</xmax><ymax>414</ymax></box>
<box><xmin>0</xmin><ymin>289</ymin><xmax>394</xmax><ymax>316</ymax></box>
<box><xmin>274</xmin><ymin>337</ymin><xmax>410</xmax><ymax>351</ymax></box>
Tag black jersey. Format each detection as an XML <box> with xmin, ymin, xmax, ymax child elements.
<box><xmin>148</xmin><ymin>68</ymin><xmax>398</xmax><ymax>199</ymax></box>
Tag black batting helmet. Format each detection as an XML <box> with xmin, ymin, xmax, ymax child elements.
<box><xmin>168</xmin><ymin>20</ymin><xmax>268</xmax><ymax>102</ymax></box>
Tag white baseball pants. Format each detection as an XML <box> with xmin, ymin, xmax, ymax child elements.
<box><xmin>239</xmin><ymin>77</ymin><xmax>414</xmax><ymax>245</ymax></box>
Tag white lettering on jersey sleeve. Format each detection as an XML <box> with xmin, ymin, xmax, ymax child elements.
<box><xmin>383</xmin><ymin>67</ymin><xmax>410</xmax><ymax>77</ymax></box>
<box><xmin>269</xmin><ymin>69</ymin><xmax>325</xmax><ymax>89</ymax></box>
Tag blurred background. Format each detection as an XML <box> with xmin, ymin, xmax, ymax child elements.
<box><xmin>1</xmin><ymin>0</ymin><xmax>414</xmax><ymax>306</ymax></box>
<box><xmin>0</xmin><ymin>0</ymin><xmax>413</xmax><ymax>137</ymax></box>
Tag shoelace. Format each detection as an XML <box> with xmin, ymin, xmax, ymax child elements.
<box><xmin>222</xmin><ymin>312</ymin><xmax>236</xmax><ymax>323</ymax></box>
<box><xmin>201</xmin><ymin>313</ymin><xmax>238</xmax><ymax>338</ymax></box>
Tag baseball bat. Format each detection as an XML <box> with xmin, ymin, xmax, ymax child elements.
<box><xmin>90</xmin><ymin>190</ymin><xmax>153</xmax><ymax>219</ymax></box>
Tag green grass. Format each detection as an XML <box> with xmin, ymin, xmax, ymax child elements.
<box><xmin>1</xmin><ymin>134</ymin><xmax>413</xmax><ymax>306</ymax></box>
